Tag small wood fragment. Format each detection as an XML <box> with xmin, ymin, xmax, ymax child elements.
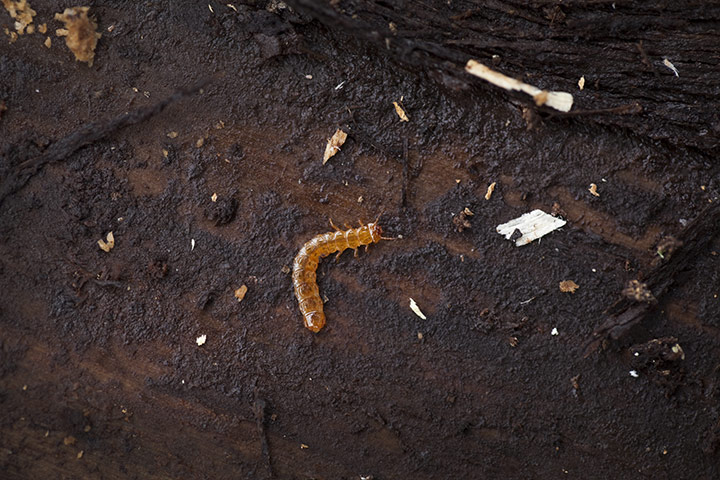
<box><xmin>54</xmin><ymin>7</ymin><xmax>101</xmax><ymax>66</ymax></box>
<box><xmin>3</xmin><ymin>0</ymin><xmax>36</xmax><ymax>35</ymax></box>
<box><xmin>234</xmin><ymin>284</ymin><xmax>248</xmax><ymax>302</ymax></box>
<box><xmin>485</xmin><ymin>182</ymin><xmax>496</xmax><ymax>200</ymax></box>
<box><xmin>559</xmin><ymin>280</ymin><xmax>579</xmax><ymax>293</ymax></box>
<box><xmin>196</xmin><ymin>334</ymin><xmax>206</xmax><ymax>346</ymax></box>
<box><xmin>43</xmin><ymin>36</ymin><xmax>50</xmax><ymax>48</ymax></box>
<box><xmin>409</xmin><ymin>298</ymin><xmax>427</xmax><ymax>320</ymax></box>
<box><xmin>322</xmin><ymin>128</ymin><xmax>347</xmax><ymax>164</ymax></box>
<box><xmin>662</xmin><ymin>58</ymin><xmax>679</xmax><ymax>77</ymax></box>
<box><xmin>496</xmin><ymin>210</ymin><xmax>567</xmax><ymax>246</ymax></box>
<box><xmin>589</xmin><ymin>183</ymin><xmax>600</xmax><ymax>197</ymax></box>
<box><xmin>392</xmin><ymin>100</ymin><xmax>409</xmax><ymax>122</ymax></box>
<box><xmin>97</xmin><ymin>231</ymin><xmax>114</xmax><ymax>252</ymax></box>
<box><xmin>578</xmin><ymin>76</ymin><xmax>585</xmax><ymax>90</ymax></box>
<box><xmin>465</xmin><ymin>60</ymin><xmax>573</xmax><ymax>112</ymax></box>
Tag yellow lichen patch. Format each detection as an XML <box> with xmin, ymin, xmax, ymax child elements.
<box><xmin>2</xmin><ymin>0</ymin><xmax>36</xmax><ymax>34</ymax></box>
<box><xmin>54</xmin><ymin>7</ymin><xmax>101</xmax><ymax>66</ymax></box>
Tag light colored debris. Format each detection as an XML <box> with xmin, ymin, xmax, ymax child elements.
<box><xmin>508</xmin><ymin>336</ymin><xmax>518</xmax><ymax>347</ymax></box>
<box><xmin>551</xmin><ymin>327</ymin><xmax>559</xmax><ymax>336</ymax></box>
<box><xmin>392</xmin><ymin>100</ymin><xmax>409</xmax><ymax>122</ymax></box>
<box><xmin>304</xmin><ymin>74</ymin><xmax>312</xmax><ymax>80</ymax></box>
<box><xmin>578</xmin><ymin>76</ymin><xmax>585</xmax><ymax>90</ymax></box>
<box><xmin>227</xmin><ymin>3</ymin><xmax>238</xmax><ymax>12</ymax></box>
<box><xmin>465</xmin><ymin>59</ymin><xmax>573</xmax><ymax>112</ymax></box>
<box><xmin>334</xmin><ymin>80</ymin><xmax>346</xmax><ymax>90</ymax></box>
<box><xmin>409</xmin><ymin>297</ymin><xmax>427</xmax><ymax>320</ymax></box>
<box><xmin>234</xmin><ymin>284</ymin><xmax>248</xmax><ymax>302</ymax></box>
<box><xmin>77</xmin><ymin>450</ymin><xmax>83</xmax><ymax>459</ymax></box>
<box><xmin>3</xmin><ymin>0</ymin><xmax>36</xmax><ymax>34</ymax></box>
<box><xmin>54</xmin><ymin>7</ymin><xmax>101</xmax><ymax>66</ymax></box>
<box><xmin>63</xmin><ymin>436</ymin><xmax>76</xmax><ymax>445</ymax></box>
<box><xmin>281</xmin><ymin>265</ymin><xmax>291</xmax><ymax>274</ymax></box>
<box><xmin>300</xmin><ymin>443</ymin><xmax>309</xmax><ymax>449</ymax></box>
<box><xmin>496</xmin><ymin>209</ymin><xmax>567</xmax><ymax>246</ymax></box>
<box><xmin>485</xmin><ymin>181</ymin><xmax>496</xmax><ymax>200</ymax></box>
<box><xmin>97</xmin><ymin>231</ymin><xmax>114</xmax><ymax>252</ymax></box>
<box><xmin>463</xmin><ymin>207</ymin><xmax>474</xmax><ymax>216</ymax></box>
<box><xmin>622</xmin><ymin>280</ymin><xmax>656</xmax><ymax>303</ymax></box>
<box><xmin>662</xmin><ymin>58</ymin><xmax>679</xmax><ymax>77</ymax></box>
<box><xmin>322</xmin><ymin>128</ymin><xmax>347</xmax><ymax>164</ymax></box>
<box><xmin>196</xmin><ymin>137</ymin><xmax>204</xmax><ymax>148</ymax></box>
<box><xmin>417</xmin><ymin>332</ymin><xmax>423</xmax><ymax>340</ymax></box>
<box><xmin>357</xmin><ymin>195</ymin><xmax>363</xmax><ymax>203</ymax></box>
<box><xmin>190</xmin><ymin>238</ymin><xmax>195</xmax><ymax>251</ymax></box>
<box><xmin>671</xmin><ymin>343</ymin><xmax>685</xmax><ymax>360</ymax></box>
<box><xmin>167</xmin><ymin>131</ymin><xmax>178</xmax><ymax>139</ymax></box>
<box><xmin>589</xmin><ymin>183</ymin><xmax>600</xmax><ymax>197</ymax></box>
<box><xmin>37</xmin><ymin>21</ymin><xmax>45</xmax><ymax>33</ymax></box>
<box><xmin>559</xmin><ymin>280</ymin><xmax>579</xmax><ymax>293</ymax></box>
<box><xmin>196</xmin><ymin>334</ymin><xmax>206</xmax><ymax>346</ymax></box>
<box><xmin>211</xmin><ymin>193</ymin><xmax>218</xmax><ymax>202</ymax></box>
<box><xmin>629</xmin><ymin>370</ymin><xmax>639</xmax><ymax>378</ymax></box>
<box><xmin>208</xmin><ymin>4</ymin><xmax>214</xmax><ymax>13</ymax></box>
<box><xmin>43</xmin><ymin>36</ymin><xmax>50</xmax><ymax>47</ymax></box>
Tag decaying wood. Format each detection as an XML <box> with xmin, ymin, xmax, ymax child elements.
<box><xmin>286</xmin><ymin>0</ymin><xmax>720</xmax><ymax>153</ymax></box>
<box><xmin>0</xmin><ymin>80</ymin><xmax>210</xmax><ymax>207</ymax></box>
<box><xmin>585</xmin><ymin>200</ymin><xmax>720</xmax><ymax>357</ymax></box>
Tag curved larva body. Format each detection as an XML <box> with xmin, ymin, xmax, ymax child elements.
<box><xmin>292</xmin><ymin>221</ymin><xmax>383</xmax><ymax>332</ymax></box>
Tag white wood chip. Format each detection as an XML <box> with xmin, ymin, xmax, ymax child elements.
<box><xmin>496</xmin><ymin>209</ymin><xmax>567</xmax><ymax>246</ymax></box>
<box><xmin>662</xmin><ymin>58</ymin><xmax>679</xmax><ymax>77</ymax></box>
<box><xmin>196</xmin><ymin>334</ymin><xmax>206</xmax><ymax>346</ymax></box>
<box><xmin>465</xmin><ymin>60</ymin><xmax>573</xmax><ymax>112</ymax></box>
<box><xmin>409</xmin><ymin>298</ymin><xmax>427</xmax><ymax>320</ymax></box>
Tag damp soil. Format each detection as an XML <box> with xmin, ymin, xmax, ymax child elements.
<box><xmin>1</xmin><ymin>1</ymin><xmax>719</xmax><ymax>479</ymax></box>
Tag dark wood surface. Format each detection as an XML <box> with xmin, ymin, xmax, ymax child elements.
<box><xmin>1</xmin><ymin>1</ymin><xmax>719</xmax><ymax>478</ymax></box>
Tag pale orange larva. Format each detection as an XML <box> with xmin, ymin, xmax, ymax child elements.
<box><xmin>292</xmin><ymin>217</ymin><xmax>390</xmax><ymax>332</ymax></box>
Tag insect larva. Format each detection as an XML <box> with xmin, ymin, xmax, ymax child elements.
<box><xmin>292</xmin><ymin>217</ymin><xmax>390</xmax><ymax>332</ymax></box>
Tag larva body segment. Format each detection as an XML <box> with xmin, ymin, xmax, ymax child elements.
<box><xmin>292</xmin><ymin>221</ymin><xmax>384</xmax><ymax>332</ymax></box>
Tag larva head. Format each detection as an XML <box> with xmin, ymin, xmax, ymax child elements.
<box><xmin>368</xmin><ymin>222</ymin><xmax>383</xmax><ymax>243</ymax></box>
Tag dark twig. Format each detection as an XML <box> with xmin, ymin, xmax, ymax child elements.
<box><xmin>253</xmin><ymin>396</ymin><xmax>274</xmax><ymax>478</ymax></box>
<box><xmin>584</xmin><ymin>200</ymin><xmax>720</xmax><ymax>357</ymax></box>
